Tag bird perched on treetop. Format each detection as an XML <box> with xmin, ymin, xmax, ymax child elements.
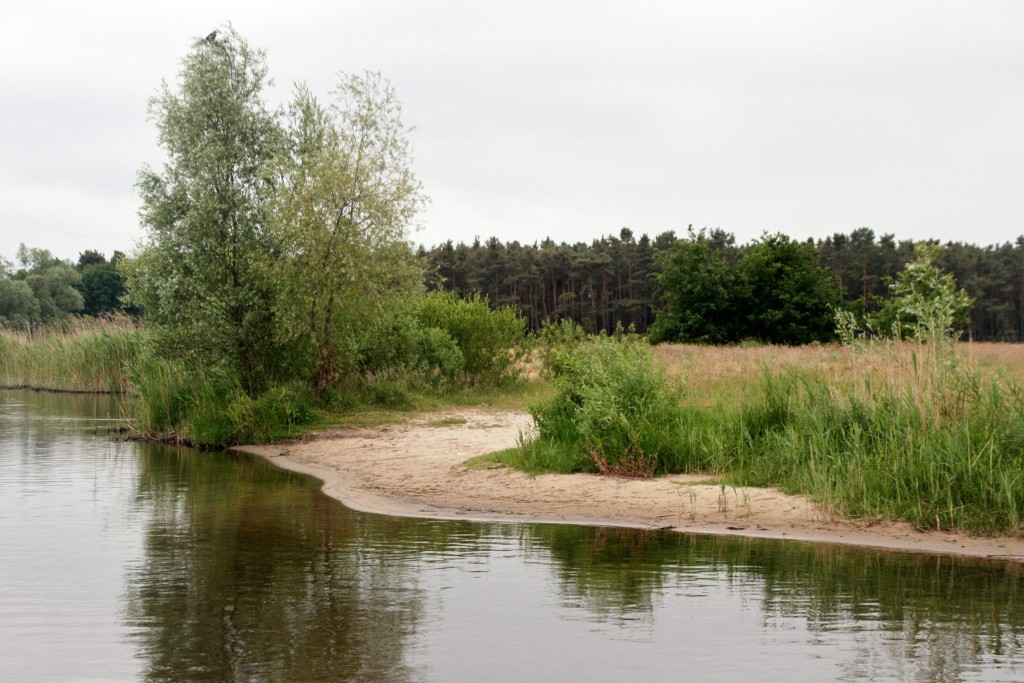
<box><xmin>205</xmin><ymin>30</ymin><xmax>218</xmax><ymax>42</ymax></box>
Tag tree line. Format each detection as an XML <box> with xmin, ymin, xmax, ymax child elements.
<box><xmin>422</xmin><ymin>226</ymin><xmax>1024</xmax><ymax>343</ymax></box>
<box><xmin>7</xmin><ymin>225</ymin><xmax>1020</xmax><ymax>345</ymax></box>
<box><xmin>0</xmin><ymin>245</ymin><xmax>129</xmax><ymax>325</ymax></box>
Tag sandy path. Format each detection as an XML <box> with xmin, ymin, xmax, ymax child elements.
<box><xmin>237</xmin><ymin>409</ymin><xmax>1024</xmax><ymax>561</ymax></box>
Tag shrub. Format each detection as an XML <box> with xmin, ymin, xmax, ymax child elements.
<box><xmin>523</xmin><ymin>334</ymin><xmax>686</xmax><ymax>476</ymax></box>
<box><xmin>357</xmin><ymin>314</ymin><xmax>464</xmax><ymax>387</ymax></box>
<box><xmin>361</xmin><ymin>379</ymin><xmax>414</xmax><ymax>409</ymax></box>
<box><xmin>416</xmin><ymin>291</ymin><xmax>528</xmax><ymax>385</ymax></box>
<box><xmin>536</xmin><ymin>318</ymin><xmax>587</xmax><ymax>369</ymax></box>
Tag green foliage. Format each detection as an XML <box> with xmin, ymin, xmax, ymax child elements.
<box><xmin>129</xmin><ymin>354</ymin><xmax>315</xmax><ymax>447</ymax></box>
<box><xmin>356</xmin><ymin>314</ymin><xmax>464</xmax><ymax>387</ymax></box>
<box><xmin>128</xmin><ymin>355</ymin><xmax>193</xmax><ymax>433</ymax></box>
<box><xmin>651</xmin><ymin>231</ymin><xmax>837</xmax><ymax>345</ymax></box>
<box><xmin>271</xmin><ymin>74</ymin><xmax>426</xmax><ymax>388</ymax></box>
<box><xmin>75</xmin><ymin>252</ymin><xmax>128</xmax><ymax>316</ymax></box>
<box><xmin>360</xmin><ymin>379</ymin><xmax>415</xmax><ymax>410</ymax></box>
<box><xmin>717</xmin><ymin>369</ymin><xmax>1024</xmax><ymax>533</ymax></box>
<box><xmin>737</xmin><ymin>234</ymin><xmax>838</xmax><ymax>344</ymax></box>
<box><xmin>874</xmin><ymin>243</ymin><xmax>973</xmax><ymax>342</ymax></box>
<box><xmin>126</xmin><ymin>28</ymin><xmax>546</xmax><ymax>442</ymax></box>
<box><xmin>536</xmin><ymin>318</ymin><xmax>587</xmax><ymax>369</ymax></box>
<box><xmin>507</xmin><ymin>345</ymin><xmax>1024</xmax><ymax>533</ymax></box>
<box><xmin>836</xmin><ymin>243</ymin><xmax>974</xmax><ymax>347</ymax></box>
<box><xmin>416</xmin><ymin>291</ymin><xmax>528</xmax><ymax>385</ymax></box>
<box><xmin>521</xmin><ymin>334</ymin><xmax>685</xmax><ymax>476</ymax></box>
<box><xmin>0</xmin><ymin>279</ymin><xmax>40</xmax><ymax>326</ymax></box>
<box><xmin>424</xmin><ymin>225</ymin><xmax>1024</xmax><ymax>344</ymax></box>
<box><xmin>650</xmin><ymin>228</ymin><xmax>738</xmax><ymax>344</ymax></box>
<box><xmin>0</xmin><ymin>243</ymin><xmax>85</xmax><ymax>326</ymax></box>
<box><xmin>128</xmin><ymin>26</ymin><xmax>283</xmax><ymax>394</ymax></box>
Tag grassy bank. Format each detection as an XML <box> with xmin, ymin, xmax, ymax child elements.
<box><xmin>11</xmin><ymin>314</ymin><xmax>1024</xmax><ymax>536</ymax></box>
<box><xmin>129</xmin><ymin>354</ymin><xmax>546</xmax><ymax>447</ymax></box>
<box><xmin>8</xmin><ymin>302</ymin><xmax>541</xmax><ymax>447</ymax></box>
<box><xmin>0</xmin><ymin>317</ymin><xmax>141</xmax><ymax>393</ymax></box>
<box><xmin>503</xmin><ymin>337</ymin><xmax>1024</xmax><ymax>535</ymax></box>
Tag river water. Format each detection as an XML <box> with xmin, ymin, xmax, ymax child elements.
<box><xmin>2</xmin><ymin>389</ymin><xmax>1023</xmax><ymax>682</ymax></box>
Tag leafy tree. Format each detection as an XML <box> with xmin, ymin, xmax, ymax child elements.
<box><xmin>15</xmin><ymin>244</ymin><xmax>62</xmax><ymax>274</ymax></box>
<box><xmin>737</xmin><ymin>233</ymin><xmax>838</xmax><ymax>344</ymax></box>
<box><xmin>416</xmin><ymin>291</ymin><xmax>528</xmax><ymax>385</ymax></box>
<box><xmin>2</xmin><ymin>243</ymin><xmax>84</xmax><ymax>324</ymax></box>
<box><xmin>649</xmin><ymin>228</ymin><xmax>739</xmax><ymax>344</ymax></box>
<box><xmin>77</xmin><ymin>250</ymin><xmax>107</xmax><ymax>269</ymax></box>
<box><xmin>78</xmin><ymin>263</ymin><xmax>125</xmax><ymax>315</ymax></box>
<box><xmin>68</xmin><ymin>251</ymin><xmax>129</xmax><ymax>316</ymax></box>
<box><xmin>24</xmin><ymin>263</ymin><xmax>84</xmax><ymax>320</ymax></box>
<box><xmin>272</xmin><ymin>74</ymin><xmax>426</xmax><ymax>387</ymax></box>
<box><xmin>871</xmin><ymin>243</ymin><xmax>972</xmax><ymax>341</ymax></box>
<box><xmin>127</xmin><ymin>26</ymin><xmax>283</xmax><ymax>392</ymax></box>
<box><xmin>0</xmin><ymin>279</ymin><xmax>40</xmax><ymax>325</ymax></box>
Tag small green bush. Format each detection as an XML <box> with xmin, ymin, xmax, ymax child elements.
<box><xmin>357</xmin><ymin>314</ymin><xmax>465</xmax><ymax>387</ymax></box>
<box><xmin>416</xmin><ymin>291</ymin><xmax>528</xmax><ymax>385</ymax></box>
<box><xmin>362</xmin><ymin>379</ymin><xmax>414</xmax><ymax>409</ymax></box>
<box><xmin>522</xmin><ymin>334</ymin><xmax>686</xmax><ymax>476</ymax></box>
<box><xmin>536</xmin><ymin>318</ymin><xmax>587</xmax><ymax>369</ymax></box>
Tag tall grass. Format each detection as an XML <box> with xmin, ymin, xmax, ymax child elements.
<box><xmin>128</xmin><ymin>356</ymin><xmax>316</xmax><ymax>447</ymax></box>
<box><xmin>0</xmin><ymin>316</ymin><xmax>141</xmax><ymax>393</ymax></box>
<box><xmin>510</xmin><ymin>338</ymin><xmax>1024</xmax><ymax>535</ymax></box>
<box><xmin>712</xmin><ymin>367</ymin><xmax>1024</xmax><ymax>533</ymax></box>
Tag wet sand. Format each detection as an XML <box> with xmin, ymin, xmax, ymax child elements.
<box><xmin>236</xmin><ymin>409</ymin><xmax>1024</xmax><ymax>562</ymax></box>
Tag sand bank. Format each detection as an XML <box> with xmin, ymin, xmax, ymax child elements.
<box><xmin>236</xmin><ymin>409</ymin><xmax>1024</xmax><ymax>562</ymax></box>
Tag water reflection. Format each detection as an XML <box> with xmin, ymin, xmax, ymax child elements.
<box><xmin>126</xmin><ymin>449</ymin><xmax>428</xmax><ymax>682</ymax></box>
<box><xmin>2</xmin><ymin>389</ymin><xmax>1024</xmax><ymax>682</ymax></box>
<box><xmin>520</xmin><ymin>525</ymin><xmax>1024</xmax><ymax>681</ymax></box>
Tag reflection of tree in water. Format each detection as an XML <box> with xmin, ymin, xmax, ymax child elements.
<box><xmin>119</xmin><ymin>436</ymin><xmax>1024</xmax><ymax>682</ymax></box>
<box><xmin>126</xmin><ymin>448</ymin><xmax>433</xmax><ymax>682</ymax></box>
<box><xmin>751</xmin><ymin>541</ymin><xmax>1024</xmax><ymax>682</ymax></box>
<box><xmin>523</xmin><ymin>525</ymin><xmax>1024</xmax><ymax>680</ymax></box>
<box><xmin>521</xmin><ymin>525</ymin><xmax>669</xmax><ymax>621</ymax></box>
<box><xmin>3</xmin><ymin>389</ymin><xmax>123</xmax><ymax>455</ymax></box>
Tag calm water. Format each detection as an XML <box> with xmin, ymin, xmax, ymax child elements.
<box><xmin>2</xmin><ymin>390</ymin><xmax>1024</xmax><ymax>682</ymax></box>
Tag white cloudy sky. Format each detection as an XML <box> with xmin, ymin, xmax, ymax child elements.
<box><xmin>1</xmin><ymin>1</ymin><xmax>1021</xmax><ymax>265</ymax></box>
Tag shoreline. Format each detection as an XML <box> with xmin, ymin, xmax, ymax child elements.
<box><xmin>236</xmin><ymin>409</ymin><xmax>1024</xmax><ymax>562</ymax></box>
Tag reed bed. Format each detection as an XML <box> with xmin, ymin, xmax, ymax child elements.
<box><xmin>128</xmin><ymin>355</ymin><xmax>316</xmax><ymax>447</ymax></box>
<box><xmin>0</xmin><ymin>316</ymin><xmax>142</xmax><ymax>393</ymax></box>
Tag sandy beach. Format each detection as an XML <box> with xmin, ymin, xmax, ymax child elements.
<box><xmin>237</xmin><ymin>408</ymin><xmax>1024</xmax><ymax>562</ymax></box>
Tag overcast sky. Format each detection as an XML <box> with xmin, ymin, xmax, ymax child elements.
<box><xmin>1</xmin><ymin>1</ymin><xmax>1022</xmax><ymax>265</ymax></box>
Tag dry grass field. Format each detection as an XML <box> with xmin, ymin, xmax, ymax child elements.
<box><xmin>653</xmin><ymin>342</ymin><xmax>1024</xmax><ymax>407</ymax></box>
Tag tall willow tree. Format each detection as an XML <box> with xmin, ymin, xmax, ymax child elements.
<box><xmin>128</xmin><ymin>27</ymin><xmax>283</xmax><ymax>392</ymax></box>
<box><xmin>273</xmin><ymin>73</ymin><xmax>425</xmax><ymax>388</ymax></box>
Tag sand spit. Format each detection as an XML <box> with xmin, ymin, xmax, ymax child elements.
<box><xmin>236</xmin><ymin>409</ymin><xmax>1024</xmax><ymax>562</ymax></box>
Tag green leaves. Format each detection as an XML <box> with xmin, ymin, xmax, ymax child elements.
<box><xmin>0</xmin><ymin>244</ymin><xmax>84</xmax><ymax>325</ymax></box>
<box><xmin>651</xmin><ymin>230</ymin><xmax>838</xmax><ymax>345</ymax></box>
<box><xmin>527</xmin><ymin>334</ymin><xmax>685</xmax><ymax>476</ymax></box>
<box><xmin>131</xmin><ymin>26</ymin><xmax>282</xmax><ymax>393</ymax></box>
<box><xmin>271</xmin><ymin>72</ymin><xmax>426</xmax><ymax>388</ymax></box>
<box><xmin>886</xmin><ymin>243</ymin><xmax>973</xmax><ymax>342</ymax></box>
<box><xmin>416</xmin><ymin>291</ymin><xmax>528</xmax><ymax>385</ymax></box>
<box><xmin>836</xmin><ymin>243</ymin><xmax>974</xmax><ymax>344</ymax></box>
